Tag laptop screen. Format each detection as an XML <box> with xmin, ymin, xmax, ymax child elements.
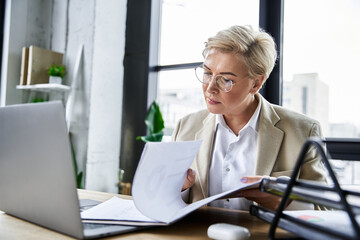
<box><xmin>0</xmin><ymin>102</ymin><xmax>84</xmax><ymax>238</ymax></box>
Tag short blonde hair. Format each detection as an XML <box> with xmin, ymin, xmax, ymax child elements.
<box><xmin>203</xmin><ymin>25</ymin><xmax>277</xmax><ymax>81</ymax></box>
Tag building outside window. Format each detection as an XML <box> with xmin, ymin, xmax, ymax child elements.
<box><xmin>283</xmin><ymin>0</ymin><xmax>360</xmax><ymax>139</ymax></box>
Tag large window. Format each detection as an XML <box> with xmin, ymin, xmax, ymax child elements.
<box><xmin>150</xmin><ymin>0</ymin><xmax>360</xmax><ymax>185</ymax></box>
<box><xmin>283</xmin><ymin>0</ymin><xmax>360</xmax><ymax>185</ymax></box>
<box><xmin>156</xmin><ymin>0</ymin><xmax>259</xmax><ymax>136</ymax></box>
<box><xmin>283</xmin><ymin>0</ymin><xmax>360</xmax><ymax>138</ymax></box>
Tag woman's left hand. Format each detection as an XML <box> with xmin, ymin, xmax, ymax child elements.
<box><xmin>182</xmin><ymin>168</ymin><xmax>196</xmax><ymax>191</ymax></box>
<box><xmin>240</xmin><ymin>176</ymin><xmax>285</xmax><ymax>211</ymax></box>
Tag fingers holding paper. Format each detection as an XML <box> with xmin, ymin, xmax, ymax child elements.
<box><xmin>182</xmin><ymin>168</ymin><xmax>196</xmax><ymax>191</ymax></box>
<box><xmin>240</xmin><ymin>176</ymin><xmax>284</xmax><ymax>211</ymax></box>
<box><xmin>221</xmin><ymin>176</ymin><xmax>284</xmax><ymax>210</ymax></box>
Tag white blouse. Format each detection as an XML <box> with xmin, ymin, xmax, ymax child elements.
<box><xmin>208</xmin><ymin>100</ymin><xmax>261</xmax><ymax>210</ymax></box>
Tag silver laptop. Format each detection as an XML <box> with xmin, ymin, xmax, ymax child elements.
<box><xmin>0</xmin><ymin>101</ymin><xmax>142</xmax><ymax>239</ymax></box>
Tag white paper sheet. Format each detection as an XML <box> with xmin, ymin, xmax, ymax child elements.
<box><xmin>81</xmin><ymin>196</ymin><xmax>157</xmax><ymax>223</ymax></box>
<box><xmin>283</xmin><ymin>210</ymin><xmax>360</xmax><ymax>234</ymax></box>
<box><xmin>131</xmin><ymin>140</ymin><xmax>203</xmax><ymax>223</ymax></box>
<box><xmin>81</xmin><ymin>140</ymin><xmax>261</xmax><ymax>225</ymax></box>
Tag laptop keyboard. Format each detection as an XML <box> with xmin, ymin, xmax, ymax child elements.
<box><xmin>79</xmin><ymin>199</ymin><xmax>141</xmax><ymax>233</ymax></box>
<box><xmin>83</xmin><ymin>222</ymin><xmax>118</xmax><ymax>230</ymax></box>
<box><xmin>79</xmin><ymin>199</ymin><xmax>101</xmax><ymax>212</ymax></box>
<box><xmin>80</xmin><ymin>199</ymin><xmax>123</xmax><ymax>231</ymax></box>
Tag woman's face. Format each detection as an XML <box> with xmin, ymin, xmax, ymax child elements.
<box><xmin>202</xmin><ymin>48</ymin><xmax>261</xmax><ymax>117</ymax></box>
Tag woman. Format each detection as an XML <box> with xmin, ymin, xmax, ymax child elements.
<box><xmin>172</xmin><ymin>25</ymin><xmax>327</xmax><ymax>211</ymax></box>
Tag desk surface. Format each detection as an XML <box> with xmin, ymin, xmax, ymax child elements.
<box><xmin>0</xmin><ymin>189</ymin><xmax>292</xmax><ymax>239</ymax></box>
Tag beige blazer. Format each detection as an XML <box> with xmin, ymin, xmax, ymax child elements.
<box><xmin>172</xmin><ymin>94</ymin><xmax>327</xmax><ymax>203</ymax></box>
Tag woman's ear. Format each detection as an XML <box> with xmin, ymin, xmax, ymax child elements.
<box><xmin>252</xmin><ymin>75</ymin><xmax>265</xmax><ymax>93</ymax></box>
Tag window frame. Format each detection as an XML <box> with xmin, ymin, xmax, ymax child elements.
<box><xmin>0</xmin><ymin>0</ymin><xmax>6</xmax><ymax>103</ymax></box>
<box><xmin>150</xmin><ymin>0</ymin><xmax>284</xmax><ymax>105</ymax></box>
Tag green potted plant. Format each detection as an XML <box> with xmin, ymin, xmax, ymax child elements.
<box><xmin>137</xmin><ymin>101</ymin><xmax>165</xmax><ymax>142</ymax></box>
<box><xmin>69</xmin><ymin>133</ymin><xmax>84</xmax><ymax>189</ymax></box>
<box><xmin>48</xmin><ymin>64</ymin><xmax>66</xmax><ymax>84</ymax></box>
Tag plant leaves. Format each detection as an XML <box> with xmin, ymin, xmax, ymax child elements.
<box><xmin>144</xmin><ymin>101</ymin><xmax>164</xmax><ymax>134</ymax></box>
<box><xmin>77</xmin><ymin>172</ymin><xmax>84</xmax><ymax>189</ymax></box>
<box><xmin>70</xmin><ymin>133</ymin><xmax>84</xmax><ymax>189</ymax></box>
<box><xmin>136</xmin><ymin>131</ymin><xmax>164</xmax><ymax>142</ymax></box>
<box><xmin>48</xmin><ymin>64</ymin><xmax>67</xmax><ymax>78</ymax></box>
<box><xmin>137</xmin><ymin>101</ymin><xmax>165</xmax><ymax>142</ymax></box>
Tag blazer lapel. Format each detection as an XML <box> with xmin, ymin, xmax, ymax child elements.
<box><xmin>193</xmin><ymin>113</ymin><xmax>216</xmax><ymax>198</ymax></box>
<box><xmin>255</xmin><ymin>95</ymin><xmax>284</xmax><ymax>176</ymax></box>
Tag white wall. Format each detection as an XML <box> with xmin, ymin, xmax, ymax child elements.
<box><xmin>1</xmin><ymin>0</ymin><xmax>52</xmax><ymax>106</ymax></box>
<box><xmin>85</xmin><ymin>0</ymin><xmax>127</xmax><ymax>192</ymax></box>
<box><xmin>1</xmin><ymin>0</ymin><xmax>127</xmax><ymax>193</ymax></box>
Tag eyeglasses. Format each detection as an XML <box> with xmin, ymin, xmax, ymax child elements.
<box><xmin>195</xmin><ymin>65</ymin><xmax>236</xmax><ymax>92</ymax></box>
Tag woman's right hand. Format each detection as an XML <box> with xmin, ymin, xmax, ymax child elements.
<box><xmin>182</xmin><ymin>168</ymin><xmax>196</xmax><ymax>191</ymax></box>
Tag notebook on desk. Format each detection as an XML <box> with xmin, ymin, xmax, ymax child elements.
<box><xmin>0</xmin><ymin>102</ymin><xmax>143</xmax><ymax>239</ymax></box>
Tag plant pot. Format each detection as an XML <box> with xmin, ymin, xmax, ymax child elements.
<box><xmin>49</xmin><ymin>76</ymin><xmax>62</xmax><ymax>84</ymax></box>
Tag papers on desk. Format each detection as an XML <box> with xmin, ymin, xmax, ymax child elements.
<box><xmin>81</xmin><ymin>197</ymin><xmax>167</xmax><ymax>226</ymax></box>
<box><xmin>81</xmin><ymin>140</ymin><xmax>261</xmax><ymax>226</ymax></box>
<box><xmin>284</xmin><ymin>210</ymin><xmax>360</xmax><ymax>234</ymax></box>
<box><xmin>252</xmin><ymin>207</ymin><xmax>360</xmax><ymax>239</ymax></box>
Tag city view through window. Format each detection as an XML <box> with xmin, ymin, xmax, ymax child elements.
<box><xmin>283</xmin><ymin>0</ymin><xmax>360</xmax><ymax>139</ymax></box>
<box><xmin>283</xmin><ymin>0</ymin><xmax>360</xmax><ymax>185</ymax></box>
